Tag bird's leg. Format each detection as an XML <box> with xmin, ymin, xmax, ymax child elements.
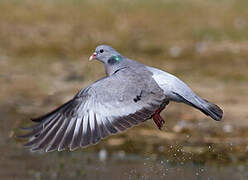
<box><xmin>152</xmin><ymin>101</ymin><xmax>168</xmax><ymax>130</ymax></box>
<box><xmin>152</xmin><ymin>107</ymin><xmax>165</xmax><ymax>130</ymax></box>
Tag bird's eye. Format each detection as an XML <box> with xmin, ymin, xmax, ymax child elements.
<box><xmin>100</xmin><ymin>49</ymin><xmax>104</xmax><ymax>53</ymax></box>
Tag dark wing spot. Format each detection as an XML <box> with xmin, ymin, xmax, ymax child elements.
<box><xmin>133</xmin><ymin>95</ymin><xmax>141</xmax><ymax>103</ymax></box>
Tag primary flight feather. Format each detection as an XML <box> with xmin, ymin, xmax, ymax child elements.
<box><xmin>20</xmin><ymin>45</ymin><xmax>223</xmax><ymax>152</ymax></box>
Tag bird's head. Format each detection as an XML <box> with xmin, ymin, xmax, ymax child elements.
<box><xmin>89</xmin><ymin>45</ymin><xmax>122</xmax><ymax>65</ymax></box>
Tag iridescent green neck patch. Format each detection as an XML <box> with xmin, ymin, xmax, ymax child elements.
<box><xmin>113</xmin><ymin>55</ymin><xmax>121</xmax><ymax>61</ymax></box>
<box><xmin>108</xmin><ymin>55</ymin><xmax>122</xmax><ymax>65</ymax></box>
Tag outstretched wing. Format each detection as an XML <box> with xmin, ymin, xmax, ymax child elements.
<box><xmin>20</xmin><ymin>68</ymin><xmax>165</xmax><ymax>152</ymax></box>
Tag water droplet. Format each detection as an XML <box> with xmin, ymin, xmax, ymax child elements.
<box><xmin>99</xmin><ymin>148</ymin><xmax>107</xmax><ymax>162</ymax></box>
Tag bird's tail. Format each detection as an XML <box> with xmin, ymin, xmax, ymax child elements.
<box><xmin>172</xmin><ymin>92</ymin><xmax>223</xmax><ymax>121</ymax></box>
<box><xmin>146</xmin><ymin>66</ymin><xmax>223</xmax><ymax>120</ymax></box>
<box><xmin>194</xmin><ymin>97</ymin><xmax>223</xmax><ymax>121</ymax></box>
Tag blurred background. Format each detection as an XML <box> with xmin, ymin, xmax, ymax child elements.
<box><xmin>1</xmin><ymin>0</ymin><xmax>248</xmax><ymax>179</ymax></box>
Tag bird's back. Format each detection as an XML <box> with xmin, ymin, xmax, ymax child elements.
<box><xmin>92</xmin><ymin>66</ymin><xmax>165</xmax><ymax>106</ymax></box>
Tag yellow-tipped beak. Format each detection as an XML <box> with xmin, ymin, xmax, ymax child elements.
<box><xmin>89</xmin><ymin>52</ymin><xmax>97</xmax><ymax>61</ymax></box>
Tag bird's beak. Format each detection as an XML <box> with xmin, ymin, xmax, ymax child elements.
<box><xmin>89</xmin><ymin>52</ymin><xmax>97</xmax><ymax>61</ymax></box>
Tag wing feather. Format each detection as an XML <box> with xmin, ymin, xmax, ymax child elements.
<box><xmin>115</xmin><ymin>117</ymin><xmax>132</xmax><ymax>129</ymax></box>
<box><xmin>81</xmin><ymin>116</ymin><xmax>91</xmax><ymax>147</ymax></box>
<box><xmin>24</xmin><ymin>114</ymin><xmax>60</xmax><ymax>147</ymax></box>
<box><xmin>46</xmin><ymin>117</ymin><xmax>71</xmax><ymax>152</ymax></box>
<box><xmin>58</xmin><ymin>117</ymin><xmax>77</xmax><ymax>151</ymax></box>
<box><xmin>70</xmin><ymin>116</ymin><xmax>83</xmax><ymax>150</ymax></box>
<box><xmin>32</xmin><ymin>115</ymin><xmax>64</xmax><ymax>151</ymax></box>
<box><xmin>20</xmin><ymin>68</ymin><xmax>166</xmax><ymax>151</ymax></box>
<box><xmin>110</xmin><ymin>117</ymin><xmax>126</xmax><ymax>131</ymax></box>
<box><xmin>101</xmin><ymin>116</ymin><xmax>118</xmax><ymax>134</ymax></box>
<box><xmin>92</xmin><ymin>115</ymin><xmax>101</xmax><ymax>144</ymax></box>
<box><xmin>96</xmin><ymin>114</ymin><xmax>110</xmax><ymax>138</ymax></box>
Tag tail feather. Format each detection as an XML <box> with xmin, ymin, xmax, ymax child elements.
<box><xmin>172</xmin><ymin>92</ymin><xmax>223</xmax><ymax>121</ymax></box>
<box><xmin>198</xmin><ymin>99</ymin><xmax>223</xmax><ymax>121</ymax></box>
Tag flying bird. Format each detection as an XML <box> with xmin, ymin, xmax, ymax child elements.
<box><xmin>19</xmin><ymin>45</ymin><xmax>223</xmax><ymax>152</ymax></box>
